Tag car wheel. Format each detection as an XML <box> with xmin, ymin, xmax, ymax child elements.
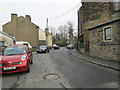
<box><xmin>30</xmin><ymin>58</ymin><xmax>34</xmax><ymax>64</ymax></box>
<box><xmin>26</xmin><ymin>63</ymin><xmax>30</xmax><ymax>73</ymax></box>
<box><xmin>26</xmin><ymin>66</ymin><xmax>30</xmax><ymax>73</ymax></box>
<box><xmin>37</xmin><ymin>51</ymin><xmax>39</xmax><ymax>53</ymax></box>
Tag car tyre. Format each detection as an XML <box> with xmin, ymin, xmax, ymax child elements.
<box><xmin>46</xmin><ymin>50</ymin><xmax>49</xmax><ymax>53</ymax></box>
<box><xmin>26</xmin><ymin>66</ymin><xmax>30</xmax><ymax>73</ymax></box>
<box><xmin>37</xmin><ymin>51</ymin><xmax>39</xmax><ymax>53</ymax></box>
<box><xmin>30</xmin><ymin>58</ymin><xmax>34</xmax><ymax>64</ymax></box>
<box><xmin>26</xmin><ymin>63</ymin><xmax>30</xmax><ymax>73</ymax></box>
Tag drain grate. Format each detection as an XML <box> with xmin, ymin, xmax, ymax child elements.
<box><xmin>43</xmin><ymin>74</ymin><xmax>60</xmax><ymax>80</ymax></box>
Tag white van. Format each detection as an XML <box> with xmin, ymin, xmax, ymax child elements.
<box><xmin>15</xmin><ymin>41</ymin><xmax>32</xmax><ymax>49</ymax></box>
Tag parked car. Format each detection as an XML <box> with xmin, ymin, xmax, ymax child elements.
<box><xmin>53</xmin><ymin>44</ymin><xmax>59</xmax><ymax>50</ymax></box>
<box><xmin>37</xmin><ymin>45</ymin><xmax>49</xmax><ymax>53</ymax></box>
<box><xmin>0</xmin><ymin>45</ymin><xmax>33</xmax><ymax>74</ymax></box>
<box><xmin>66</xmin><ymin>44</ymin><xmax>74</xmax><ymax>49</ymax></box>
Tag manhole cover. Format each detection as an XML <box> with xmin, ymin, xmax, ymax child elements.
<box><xmin>43</xmin><ymin>74</ymin><xmax>60</xmax><ymax>80</ymax></box>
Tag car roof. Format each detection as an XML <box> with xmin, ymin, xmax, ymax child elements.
<box><xmin>16</xmin><ymin>41</ymin><xmax>29</xmax><ymax>43</ymax></box>
<box><xmin>7</xmin><ymin>44</ymin><xmax>28</xmax><ymax>48</ymax></box>
<box><xmin>40</xmin><ymin>45</ymin><xmax>47</xmax><ymax>47</ymax></box>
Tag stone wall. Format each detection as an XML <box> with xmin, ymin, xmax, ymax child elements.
<box><xmin>89</xmin><ymin>22</ymin><xmax>120</xmax><ymax>61</ymax></box>
<box><xmin>78</xmin><ymin>2</ymin><xmax>113</xmax><ymax>54</ymax></box>
<box><xmin>82</xmin><ymin>2</ymin><xmax>113</xmax><ymax>23</ymax></box>
<box><xmin>78</xmin><ymin>2</ymin><xmax>120</xmax><ymax>61</ymax></box>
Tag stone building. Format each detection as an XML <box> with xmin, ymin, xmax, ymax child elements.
<box><xmin>2</xmin><ymin>14</ymin><xmax>39</xmax><ymax>48</ymax></box>
<box><xmin>39</xmin><ymin>29</ymin><xmax>46</xmax><ymax>46</ymax></box>
<box><xmin>78</xmin><ymin>2</ymin><xmax>120</xmax><ymax>61</ymax></box>
<box><xmin>45</xmin><ymin>29</ymin><xmax>53</xmax><ymax>47</ymax></box>
<box><xmin>46</xmin><ymin>32</ymin><xmax>52</xmax><ymax>47</ymax></box>
<box><xmin>38</xmin><ymin>29</ymin><xmax>53</xmax><ymax>47</ymax></box>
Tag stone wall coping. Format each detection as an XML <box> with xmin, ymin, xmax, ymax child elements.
<box><xmin>88</xmin><ymin>18</ymin><xmax>120</xmax><ymax>31</ymax></box>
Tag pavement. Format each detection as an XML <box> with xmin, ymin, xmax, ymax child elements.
<box><xmin>71</xmin><ymin>49</ymin><xmax>120</xmax><ymax>71</ymax></box>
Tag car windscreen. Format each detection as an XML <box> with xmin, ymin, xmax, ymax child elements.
<box><xmin>69</xmin><ymin>44</ymin><xmax>73</xmax><ymax>46</ymax></box>
<box><xmin>39</xmin><ymin>46</ymin><xmax>47</xmax><ymax>49</ymax></box>
<box><xmin>3</xmin><ymin>46</ymin><xmax>26</xmax><ymax>56</ymax></box>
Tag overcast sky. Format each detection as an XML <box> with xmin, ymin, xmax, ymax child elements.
<box><xmin>0</xmin><ymin>0</ymin><xmax>82</xmax><ymax>32</ymax></box>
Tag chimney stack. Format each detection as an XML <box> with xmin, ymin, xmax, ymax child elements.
<box><xmin>11</xmin><ymin>13</ymin><xmax>17</xmax><ymax>21</ymax></box>
<box><xmin>26</xmin><ymin>15</ymin><xmax>31</xmax><ymax>22</ymax></box>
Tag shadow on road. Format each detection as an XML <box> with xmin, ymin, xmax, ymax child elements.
<box><xmin>2</xmin><ymin>72</ymin><xmax>26</xmax><ymax>77</ymax></box>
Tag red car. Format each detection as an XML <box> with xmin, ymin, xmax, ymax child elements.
<box><xmin>0</xmin><ymin>45</ymin><xmax>33</xmax><ymax>74</ymax></box>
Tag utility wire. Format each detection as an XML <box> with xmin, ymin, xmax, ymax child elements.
<box><xmin>51</xmin><ymin>3</ymin><xmax>81</xmax><ymax>20</ymax></box>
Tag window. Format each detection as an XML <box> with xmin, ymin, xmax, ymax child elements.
<box><xmin>104</xmin><ymin>27</ymin><xmax>112</xmax><ymax>41</ymax></box>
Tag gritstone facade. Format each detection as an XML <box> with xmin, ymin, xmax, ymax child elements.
<box><xmin>78</xmin><ymin>2</ymin><xmax>120</xmax><ymax>61</ymax></box>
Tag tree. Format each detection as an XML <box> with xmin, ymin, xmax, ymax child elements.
<box><xmin>66</xmin><ymin>21</ymin><xmax>74</xmax><ymax>44</ymax></box>
<box><xmin>58</xmin><ymin>25</ymin><xmax>67</xmax><ymax>40</ymax></box>
<box><xmin>52</xmin><ymin>21</ymin><xmax>75</xmax><ymax>46</ymax></box>
<box><xmin>48</xmin><ymin>26</ymin><xmax>56</xmax><ymax>35</ymax></box>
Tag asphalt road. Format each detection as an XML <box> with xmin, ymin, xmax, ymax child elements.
<box><xmin>2</xmin><ymin>68</ymin><xmax>27</xmax><ymax>88</ymax></box>
<box><xmin>1</xmin><ymin>47</ymin><xmax>119</xmax><ymax>89</ymax></box>
<box><xmin>51</xmin><ymin>47</ymin><xmax>119</xmax><ymax>88</ymax></box>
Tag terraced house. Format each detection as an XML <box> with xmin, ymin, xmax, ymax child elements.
<box><xmin>78</xmin><ymin>2</ymin><xmax>120</xmax><ymax>61</ymax></box>
<box><xmin>3</xmin><ymin>14</ymin><xmax>39</xmax><ymax>48</ymax></box>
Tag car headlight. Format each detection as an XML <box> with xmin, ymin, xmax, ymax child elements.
<box><xmin>21</xmin><ymin>55</ymin><xmax>27</xmax><ymax>61</ymax></box>
<box><xmin>13</xmin><ymin>62</ymin><xmax>22</xmax><ymax>65</ymax></box>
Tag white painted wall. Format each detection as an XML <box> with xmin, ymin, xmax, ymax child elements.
<box><xmin>39</xmin><ymin>29</ymin><xmax>46</xmax><ymax>40</ymax></box>
<box><xmin>0</xmin><ymin>31</ymin><xmax>15</xmax><ymax>47</ymax></box>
